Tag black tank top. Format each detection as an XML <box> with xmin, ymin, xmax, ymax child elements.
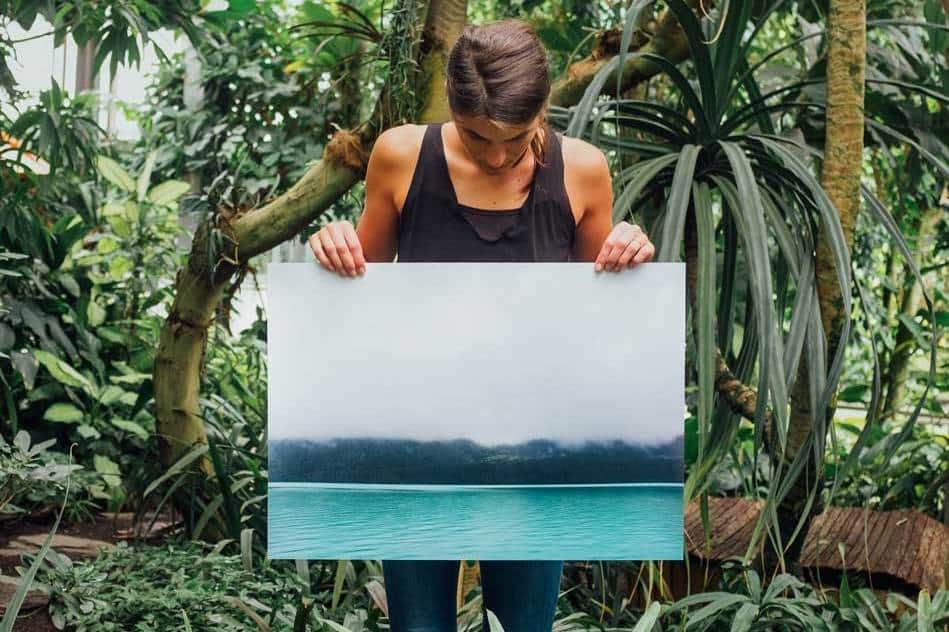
<box><xmin>396</xmin><ymin>123</ymin><xmax>576</xmax><ymax>262</ymax></box>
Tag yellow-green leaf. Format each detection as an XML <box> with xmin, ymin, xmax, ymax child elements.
<box><xmin>96</xmin><ymin>155</ymin><xmax>135</xmax><ymax>192</ymax></box>
<box><xmin>94</xmin><ymin>455</ymin><xmax>122</xmax><ymax>488</ymax></box>
<box><xmin>87</xmin><ymin>300</ymin><xmax>107</xmax><ymax>327</ymax></box>
<box><xmin>124</xmin><ymin>201</ymin><xmax>140</xmax><ymax>223</ymax></box>
<box><xmin>109</xmin><ymin>256</ymin><xmax>133</xmax><ymax>281</ymax></box>
<box><xmin>137</xmin><ymin>151</ymin><xmax>157</xmax><ymax>202</ymax></box>
<box><xmin>33</xmin><ymin>349</ymin><xmax>94</xmax><ymax>392</ymax></box>
<box><xmin>107</xmin><ymin>215</ymin><xmax>131</xmax><ymax>238</ymax></box>
<box><xmin>100</xmin><ymin>201</ymin><xmax>125</xmax><ymax>216</ymax></box>
<box><xmin>96</xmin><ymin>237</ymin><xmax>119</xmax><ymax>254</ymax></box>
<box><xmin>147</xmin><ymin>180</ymin><xmax>190</xmax><ymax>206</ymax></box>
<box><xmin>99</xmin><ymin>385</ymin><xmax>126</xmax><ymax>406</ymax></box>
<box><xmin>44</xmin><ymin>402</ymin><xmax>84</xmax><ymax>423</ymax></box>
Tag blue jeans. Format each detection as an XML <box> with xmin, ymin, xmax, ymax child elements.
<box><xmin>382</xmin><ymin>560</ymin><xmax>563</xmax><ymax>632</ymax></box>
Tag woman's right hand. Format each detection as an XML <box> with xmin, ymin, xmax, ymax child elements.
<box><xmin>308</xmin><ymin>220</ymin><xmax>366</xmax><ymax>277</ymax></box>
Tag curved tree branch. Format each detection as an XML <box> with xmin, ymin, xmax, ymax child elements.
<box><xmin>549</xmin><ymin>0</ymin><xmax>700</xmax><ymax>107</ymax></box>
<box><xmin>153</xmin><ymin>0</ymin><xmax>469</xmax><ymax>474</ymax></box>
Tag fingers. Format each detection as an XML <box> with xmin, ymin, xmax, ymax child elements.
<box><xmin>342</xmin><ymin>224</ymin><xmax>366</xmax><ymax>275</ymax></box>
<box><xmin>596</xmin><ymin>223</ymin><xmax>655</xmax><ymax>272</ymax></box>
<box><xmin>595</xmin><ymin>237</ymin><xmax>626</xmax><ymax>272</ymax></box>
<box><xmin>308</xmin><ymin>221</ymin><xmax>364</xmax><ymax>277</ymax></box>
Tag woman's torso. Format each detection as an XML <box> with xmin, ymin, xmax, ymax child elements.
<box><xmin>396</xmin><ymin>123</ymin><xmax>576</xmax><ymax>263</ymax></box>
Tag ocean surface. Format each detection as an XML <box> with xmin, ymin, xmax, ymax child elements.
<box><xmin>268</xmin><ymin>482</ymin><xmax>684</xmax><ymax>560</ymax></box>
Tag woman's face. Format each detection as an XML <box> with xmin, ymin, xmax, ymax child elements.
<box><xmin>452</xmin><ymin>112</ymin><xmax>541</xmax><ymax>174</ymax></box>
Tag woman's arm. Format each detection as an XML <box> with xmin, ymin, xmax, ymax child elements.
<box><xmin>565</xmin><ymin>138</ymin><xmax>655</xmax><ymax>270</ymax></box>
<box><xmin>309</xmin><ymin>125</ymin><xmax>421</xmax><ymax>275</ymax></box>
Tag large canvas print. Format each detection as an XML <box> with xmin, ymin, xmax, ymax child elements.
<box><xmin>267</xmin><ymin>262</ymin><xmax>685</xmax><ymax>560</ymax></box>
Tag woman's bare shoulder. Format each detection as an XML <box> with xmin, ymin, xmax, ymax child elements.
<box><xmin>367</xmin><ymin>124</ymin><xmax>428</xmax><ymax>213</ymax></box>
<box><xmin>560</xmin><ymin>134</ymin><xmax>609</xmax><ymax>177</ymax></box>
<box><xmin>371</xmin><ymin>124</ymin><xmax>428</xmax><ymax>167</ymax></box>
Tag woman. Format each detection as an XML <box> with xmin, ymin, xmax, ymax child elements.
<box><xmin>308</xmin><ymin>18</ymin><xmax>655</xmax><ymax>632</ymax></box>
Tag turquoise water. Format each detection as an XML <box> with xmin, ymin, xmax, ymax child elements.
<box><xmin>268</xmin><ymin>483</ymin><xmax>683</xmax><ymax>560</ymax></box>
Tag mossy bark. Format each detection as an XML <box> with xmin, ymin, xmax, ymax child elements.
<box><xmin>774</xmin><ymin>0</ymin><xmax>866</xmax><ymax>571</ymax></box>
<box><xmin>153</xmin><ymin>0</ymin><xmax>469</xmax><ymax>485</ymax></box>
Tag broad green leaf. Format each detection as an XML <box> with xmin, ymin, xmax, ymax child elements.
<box><xmin>76</xmin><ymin>423</ymin><xmax>100</xmax><ymax>439</ymax></box>
<box><xmin>109</xmin><ymin>255</ymin><xmax>133</xmax><ymax>281</ymax></box>
<box><xmin>147</xmin><ymin>180</ymin><xmax>190</xmax><ymax>206</ymax></box>
<box><xmin>106</xmin><ymin>214</ymin><xmax>131</xmax><ymax>238</ymax></box>
<box><xmin>87</xmin><ymin>300</ymin><xmax>106</xmax><ymax>327</ymax></box>
<box><xmin>111</xmin><ymin>418</ymin><xmax>149</xmax><ymax>440</ymax></box>
<box><xmin>33</xmin><ymin>349</ymin><xmax>94</xmax><ymax>392</ymax></box>
<box><xmin>125</xmin><ymin>201</ymin><xmax>140</xmax><ymax>223</ymax></box>
<box><xmin>96</xmin><ymin>236</ymin><xmax>119</xmax><ymax>254</ymax></box>
<box><xmin>43</xmin><ymin>402</ymin><xmax>84</xmax><ymax>423</ymax></box>
<box><xmin>99</xmin><ymin>385</ymin><xmax>127</xmax><ymax>406</ymax></box>
<box><xmin>100</xmin><ymin>201</ymin><xmax>125</xmax><ymax>216</ymax></box>
<box><xmin>96</xmin><ymin>155</ymin><xmax>135</xmax><ymax>192</ymax></box>
<box><xmin>94</xmin><ymin>455</ymin><xmax>122</xmax><ymax>488</ymax></box>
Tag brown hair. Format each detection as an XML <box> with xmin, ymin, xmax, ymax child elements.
<box><xmin>445</xmin><ymin>19</ymin><xmax>552</xmax><ymax>167</ymax></box>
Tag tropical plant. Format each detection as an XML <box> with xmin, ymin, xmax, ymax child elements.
<box><xmin>550</xmin><ymin>0</ymin><xmax>942</xmax><ymax>568</ymax></box>
<box><xmin>0</xmin><ymin>429</ymin><xmax>79</xmax><ymax>515</ymax></box>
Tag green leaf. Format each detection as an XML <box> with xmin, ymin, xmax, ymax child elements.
<box><xmin>124</xmin><ymin>201</ymin><xmax>140</xmax><ymax>223</ymax></box>
<box><xmin>100</xmin><ymin>201</ymin><xmax>125</xmax><ymax>216</ymax></box>
<box><xmin>76</xmin><ymin>423</ymin><xmax>100</xmax><ymax>439</ymax></box>
<box><xmin>332</xmin><ymin>560</ymin><xmax>349</xmax><ymax>611</ymax></box>
<box><xmin>33</xmin><ymin>349</ymin><xmax>94</xmax><ymax>393</ymax></box>
<box><xmin>917</xmin><ymin>590</ymin><xmax>932</xmax><ymax>632</ymax></box>
<box><xmin>106</xmin><ymin>214</ymin><xmax>131</xmax><ymax>238</ymax></box>
<box><xmin>96</xmin><ymin>155</ymin><xmax>135</xmax><ymax>192</ymax></box>
<box><xmin>43</xmin><ymin>402</ymin><xmax>84</xmax><ymax>423</ymax></box>
<box><xmin>109</xmin><ymin>255</ymin><xmax>134</xmax><ymax>281</ymax></box>
<box><xmin>143</xmin><ymin>443</ymin><xmax>209</xmax><ymax>498</ymax></box>
<box><xmin>633</xmin><ymin>601</ymin><xmax>662</xmax><ymax>631</ymax></box>
<box><xmin>87</xmin><ymin>300</ymin><xmax>107</xmax><ymax>327</ymax></box>
<box><xmin>612</xmin><ymin>153</ymin><xmax>680</xmax><ymax>223</ymax></box>
<box><xmin>94</xmin><ymin>455</ymin><xmax>122</xmax><ymax>488</ymax></box>
<box><xmin>730</xmin><ymin>602</ymin><xmax>759</xmax><ymax>632</ymax></box>
<box><xmin>147</xmin><ymin>180</ymin><xmax>191</xmax><ymax>206</ymax></box>
<box><xmin>693</xmin><ymin>181</ymin><xmax>715</xmax><ymax>464</ymax></box>
<box><xmin>137</xmin><ymin>151</ymin><xmax>157</xmax><ymax>202</ymax></box>
<box><xmin>96</xmin><ymin>236</ymin><xmax>120</xmax><ymax>254</ymax></box>
<box><xmin>0</xmin><ymin>461</ymin><xmax>71</xmax><ymax>632</ymax></box>
<box><xmin>111</xmin><ymin>418</ymin><xmax>149</xmax><ymax>440</ymax></box>
<box><xmin>665</xmin><ymin>0</ymin><xmax>717</xmax><ymax>122</ymax></box>
<box><xmin>657</xmin><ymin>144</ymin><xmax>700</xmax><ymax>262</ymax></box>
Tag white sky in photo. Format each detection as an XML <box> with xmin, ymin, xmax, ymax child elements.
<box><xmin>268</xmin><ymin>263</ymin><xmax>685</xmax><ymax>446</ymax></box>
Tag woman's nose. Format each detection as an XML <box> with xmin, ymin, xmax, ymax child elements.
<box><xmin>484</xmin><ymin>147</ymin><xmax>506</xmax><ymax>169</ymax></box>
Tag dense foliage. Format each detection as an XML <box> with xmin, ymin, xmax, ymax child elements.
<box><xmin>1</xmin><ymin>0</ymin><xmax>946</xmax><ymax>630</ymax></box>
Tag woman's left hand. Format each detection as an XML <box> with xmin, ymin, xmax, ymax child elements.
<box><xmin>594</xmin><ymin>221</ymin><xmax>655</xmax><ymax>272</ymax></box>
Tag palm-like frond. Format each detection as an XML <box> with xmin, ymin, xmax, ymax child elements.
<box><xmin>553</xmin><ymin>0</ymin><xmax>942</xmax><ymax>566</ymax></box>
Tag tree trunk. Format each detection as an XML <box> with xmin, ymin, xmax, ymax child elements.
<box><xmin>774</xmin><ymin>0</ymin><xmax>865</xmax><ymax>570</ymax></box>
<box><xmin>153</xmin><ymin>0</ymin><xmax>469</xmax><ymax>477</ymax></box>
